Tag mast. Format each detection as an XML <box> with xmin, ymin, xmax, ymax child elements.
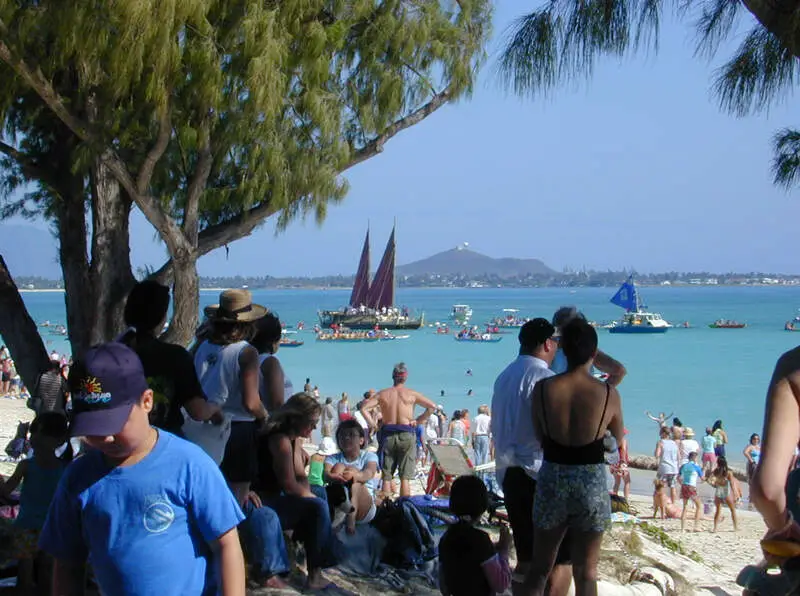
<box><xmin>367</xmin><ymin>224</ymin><xmax>396</xmax><ymax>309</ymax></box>
<box><xmin>348</xmin><ymin>228</ymin><xmax>371</xmax><ymax>308</ymax></box>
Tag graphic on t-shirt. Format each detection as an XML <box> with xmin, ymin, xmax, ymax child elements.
<box><xmin>147</xmin><ymin>375</ymin><xmax>173</xmax><ymax>422</ymax></box>
<box><xmin>143</xmin><ymin>495</ymin><xmax>175</xmax><ymax>533</ymax></box>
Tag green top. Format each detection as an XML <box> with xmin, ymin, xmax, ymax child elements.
<box><xmin>308</xmin><ymin>459</ymin><xmax>325</xmax><ymax>487</ymax></box>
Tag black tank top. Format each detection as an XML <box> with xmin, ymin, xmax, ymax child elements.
<box><xmin>255</xmin><ymin>432</ymin><xmax>295</xmax><ymax>497</ymax></box>
<box><xmin>541</xmin><ymin>379</ymin><xmax>610</xmax><ymax>465</ymax></box>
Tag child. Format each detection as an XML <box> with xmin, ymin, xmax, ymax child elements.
<box><xmin>438</xmin><ymin>475</ymin><xmax>511</xmax><ymax>596</ymax></box>
<box><xmin>710</xmin><ymin>456</ymin><xmax>741</xmax><ymax>532</ymax></box>
<box><xmin>678</xmin><ymin>451</ymin><xmax>704</xmax><ymax>532</ymax></box>
<box><xmin>1</xmin><ymin>412</ymin><xmax>68</xmax><ymax>593</ymax></box>
<box><xmin>324</xmin><ymin>419</ymin><xmax>379</xmax><ymax>534</ymax></box>
<box><xmin>38</xmin><ymin>342</ymin><xmax>247</xmax><ymax>595</ymax></box>
<box><xmin>701</xmin><ymin>427</ymin><xmax>717</xmax><ymax>476</ymax></box>
<box><xmin>310</xmin><ymin>437</ymin><xmax>338</xmax><ymax>500</ymax></box>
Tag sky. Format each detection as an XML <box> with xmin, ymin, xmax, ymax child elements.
<box><xmin>6</xmin><ymin>2</ymin><xmax>799</xmax><ymax>276</ymax></box>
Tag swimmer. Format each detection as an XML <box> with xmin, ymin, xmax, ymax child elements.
<box><xmin>645</xmin><ymin>411</ymin><xmax>673</xmax><ymax>430</ymax></box>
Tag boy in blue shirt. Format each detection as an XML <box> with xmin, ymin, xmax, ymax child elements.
<box><xmin>39</xmin><ymin>342</ymin><xmax>246</xmax><ymax>595</ymax></box>
<box><xmin>678</xmin><ymin>451</ymin><xmax>704</xmax><ymax>532</ymax></box>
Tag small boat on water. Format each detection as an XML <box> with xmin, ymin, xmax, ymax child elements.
<box><xmin>316</xmin><ymin>329</ymin><xmax>406</xmax><ymax>342</ymax></box>
<box><xmin>486</xmin><ymin>309</ymin><xmax>530</xmax><ymax>328</ymax></box>
<box><xmin>607</xmin><ymin>276</ymin><xmax>670</xmax><ymax>334</ymax></box>
<box><xmin>709</xmin><ymin>319</ymin><xmax>746</xmax><ymax>329</ymax></box>
<box><xmin>279</xmin><ymin>338</ymin><xmax>304</xmax><ymax>347</ymax></box>
<box><xmin>454</xmin><ymin>335</ymin><xmax>502</xmax><ymax>343</ymax></box>
<box><xmin>450</xmin><ymin>304</ymin><xmax>472</xmax><ymax>323</ymax></box>
<box><xmin>786</xmin><ymin>321</ymin><xmax>800</xmax><ymax>331</ymax></box>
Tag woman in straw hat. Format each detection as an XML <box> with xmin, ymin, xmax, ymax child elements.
<box><xmin>194</xmin><ymin>289</ymin><xmax>269</xmax><ymax>504</ymax></box>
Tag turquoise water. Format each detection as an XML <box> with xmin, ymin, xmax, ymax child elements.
<box><xmin>14</xmin><ymin>286</ymin><xmax>800</xmax><ymax>461</ymax></box>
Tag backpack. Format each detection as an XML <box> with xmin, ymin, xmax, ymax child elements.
<box><xmin>4</xmin><ymin>421</ymin><xmax>30</xmax><ymax>459</ymax></box>
<box><xmin>372</xmin><ymin>498</ymin><xmax>437</xmax><ymax>569</ymax></box>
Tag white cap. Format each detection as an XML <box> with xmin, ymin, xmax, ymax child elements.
<box><xmin>318</xmin><ymin>437</ymin><xmax>338</xmax><ymax>456</ymax></box>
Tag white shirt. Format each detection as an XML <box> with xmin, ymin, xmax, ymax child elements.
<box><xmin>491</xmin><ymin>355</ymin><xmax>554</xmax><ymax>484</ymax></box>
<box><xmin>657</xmin><ymin>439</ymin><xmax>680</xmax><ymax>476</ymax></box>
<box><xmin>679</xmin><ymin>438</ymin><xmax>700</xmax><ymax>466</ymax></box>
<box><xmin>194</xmin><ymin>340</ymin><xmax>253</xmax><ymax>422</ymax></box>
<box><xmin>473</xmin><ymin>413</ymin><xmax>491</xmax><ymax>436</ymax></box>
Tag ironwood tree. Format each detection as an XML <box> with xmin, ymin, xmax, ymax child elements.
<box><xmin>0</xmin><ymin>0</ymin><xmax>491</xmax><ymax>386</ymax></box>
<box><xmin>498</xmin><ymin>0</ymin><xmax>800</xmax><ymax>187</ymax></box>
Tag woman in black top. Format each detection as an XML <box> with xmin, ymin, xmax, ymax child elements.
<box><xmin>119</xmin><ymin>281</ymin><xmax>221</xmax><ymax>433</ymax></box>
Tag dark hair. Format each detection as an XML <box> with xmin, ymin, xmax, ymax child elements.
<box><xmin>659</xmin><ymin>427</ymin><xmax>670</xmax><ymax>438</ymax></box>
<box><xmin>266</xmin><ymin>393</ymin><xmax>322</xmax><ymax>437</ymax></box>
<box><xmin>336</xmin><ymin>419</ymin><xmax>365</xmax><ymax>448</ymax></box>
<box><xmin>712</xmin><ymin>420</ymin><xmax>723</xmax><ymax>432</ymax></box>
<box><xmin>449</xmin><ymin>475</ymin><xmax>488</xmax><ymax>519</ymax></box>
<box><xmin>124</xmin><ymin>281</ymin><xmax>170</xmax><ymax>332</ymax></box>
<box><xmin>251</xmin><ymin>313</ymin><xmax>282</xmax><ymax>352</ymax></box>
<box><xmin>30</xmin><ymin>412</ymin><xmax>68</xmax><ymax>439</ymax></box>
<box><xmin>673</xmin><ymin>418</ymin><xmax>683</xmax><ymax>427</ymax></box>
<box><xmin>208</xmin><ymin>320</ymin><xmax>256</xmax><ymax>345</ymax></box>
<box><xmin>560</xmin><ymin>318</ymin><xmax>598</xmax><ymax>368</ymax></box>
<box><xmin>750</xmin><ymin>433</ymin><xmax>760</xmax><ymax>443</ymax></box>
<box><xmin>518</xmin><ymin>318</ymin><xmax>555</xmax><ymax>352</ymax></box>
<box><xmin>452</xmin><ymin>410</ymin><xmax>462</xmax><ymax>420</ymax></box>
<box><xmin>715</xmin><ymin>455</ymin><xmax>729</xmax><ymax>477</ymax></box>
<box><xmin>325</xmin><ymin>397</ymin><xmax>332</xmax><ymax>404</ymax></box>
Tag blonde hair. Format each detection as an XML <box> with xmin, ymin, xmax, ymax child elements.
<box><xmin>265</xmin><ymin>393</ymin><xmax>322</xmax><ymax>437</ymax></box>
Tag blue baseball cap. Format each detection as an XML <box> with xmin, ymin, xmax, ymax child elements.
<box><xmin>68</xmin><ymin>342</ymin><xmax>149</xmax><ymax>437</ymax></box>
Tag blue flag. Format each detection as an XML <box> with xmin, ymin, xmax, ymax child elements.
<box><xmin>610</xmin><ymin>277</ymin><xmax>638</xmax><ymax>312</ymax></box>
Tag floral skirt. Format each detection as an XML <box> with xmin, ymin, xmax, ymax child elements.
<box><xmin>533</xmin><ymin>461</ymin><xmax>611</xmax><ymax>533</ymax></box>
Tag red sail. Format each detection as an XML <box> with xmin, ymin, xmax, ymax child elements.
<box><xmin>368</xmin><ymin>226</ymin><xmax>395</xmax><ymax>310</ymax></box>
<box><xmin>349</xmin><ymin>229</ymin><xmax>371</xmax><ymax>308</ymax></box>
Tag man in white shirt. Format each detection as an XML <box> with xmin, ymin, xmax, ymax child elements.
<box><xmin>472</xmin><ymin>405</ymin><xmax>492</xmax><ymax>466</ymax></box>
<box><xmin>491</xmin><ymin>318</ymin><xmax>571</xmax><ymax>593</ymax></box>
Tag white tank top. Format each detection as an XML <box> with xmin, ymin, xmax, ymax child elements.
<box><xmin>258</xmin><ymin>353</ymin><xmax>294</xmax><ymax>412</ymax></box>
<box><xmin>658</xmin><ymin>439</ymin><xmax>679</xmax><ymax>475</ymax></box>
<box><xmin>194</xmin><ymin>340</ymin><xmax>253</xmax><ymax>422</ymax></box>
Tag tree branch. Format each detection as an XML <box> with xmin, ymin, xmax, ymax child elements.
<box><xmin>0</xmin><ymin>140</ymin><xmax>53</xmax><ymax>187</ymax></box>
<box><xmin>741</xmin><ymin>0</ymin><xmax>800</xmax><ymax>58</ymax></box>
<box><xmin>183</xmin><ymin>121</ymin><xmax>213</xmax><ymax>244</ymax></box>
<box><xmin>0</xmin><ymin>30</ymin><xmax>193</xmax><ymax>258</ymax></box>
<box><xmin>342</xmin><ymin>87</ymin><xmax>452</xmax><ymax>172</ymax></box>
<box><xmin>136</xmin><ymin>106</ymin><xmax>171</xmax><ymax>195</ymax></box>
<box><xmin>0</xmin><ymin>35</ymin><xmax>92</xmax><ymax>141</ymax></box>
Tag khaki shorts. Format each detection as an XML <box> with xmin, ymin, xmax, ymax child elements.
<box><xmin>382</xmin><ymin>431</ymin><xmax>416</xmax><ymax>481</ymax></box>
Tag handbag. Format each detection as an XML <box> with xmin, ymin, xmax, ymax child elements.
<box><xmin>181</xmin><ymin>410</ymin><xmax>232</xmax><ymax>465</ymax></box>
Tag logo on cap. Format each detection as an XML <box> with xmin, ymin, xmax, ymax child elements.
<box><xmin>78</xmin><ymin>376</ymin><xmax>112</xmax><ymax>405</ymax></box>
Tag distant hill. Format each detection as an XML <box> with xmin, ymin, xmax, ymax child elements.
<box><xmin>397</xmin><ymin>246</ymin><xmax>556</xmax><ymax>278</ymax></box>
<box><xmin>0</xmin><ymin>224</ymin><xmax>61</xmax><ymax>278</ymax></box>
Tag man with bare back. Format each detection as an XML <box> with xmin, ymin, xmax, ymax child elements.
<box><xmin>360</xmin><ymin>362</ymin><xmax>436</xmax><ymax>497</ymax></box>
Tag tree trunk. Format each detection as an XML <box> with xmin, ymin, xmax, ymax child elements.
<box><xmin>162</xmin><ymin>253</ymin><xmax>199</xmax><ymax>347</ymax></box>
<box><xmin>54</xmin><ymin>178</ymin><xmax>93</xmax><ymax>357</ymax></box>
<box><xmin>89</xmin><ymin>159</ymin><xmax>136</xmax><ymax>346</ymax></box>
<box><xmin>0</xmin><ymin>256</ymin><xmax>51</xmax><ymax>392</ymax></box>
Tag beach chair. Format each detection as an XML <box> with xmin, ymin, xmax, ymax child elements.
<box><xmin>424</xmin><ymin>438</ymin><xmax>506</xmax><ymax>522</ymax></box>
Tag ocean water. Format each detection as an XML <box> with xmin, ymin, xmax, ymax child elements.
<box><xmin>13</xmin><ymin>285</ymin><xmax>800</xmax><ymax>461</ymax></box>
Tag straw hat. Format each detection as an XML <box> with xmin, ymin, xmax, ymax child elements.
<box><xmin>318</xmin><ymin>437</ymin><xmax>339</xmax><ymax>456</ymax></box>
<box><xmin>204</xmin><ymin>289</ymin><xmax>267</xmax><ymax>322</ymax></box>
<box><xmin>683</xmin><ymin>427</ymin><xmax>695</xmax><ymax>438</ymax></box>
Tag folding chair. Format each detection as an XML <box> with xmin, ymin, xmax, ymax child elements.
<box><xmin>423</xmin><ymin>438</ymin><xmax>506</xmax><ymax>522</ymax></box>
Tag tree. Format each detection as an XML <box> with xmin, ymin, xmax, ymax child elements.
<box><xmin>498</xmin><ymin>0</ymin><xmax>800</xmax><ymax>187</ymax></box>
<box><xmin>0</xmin><ymin>0</ymin><xmax>491</xmax><ymax>386</ymax></box>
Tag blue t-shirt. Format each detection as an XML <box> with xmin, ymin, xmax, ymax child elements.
<box><xmin>39</xmin><ymin>431</ymin><xmax>245</xmax><ymax>596</ymax></box>
<box><xmin>15</xmin><ymin>458</ymin><xmax>65</xmax><ymax>531</ymax></box>
<box><xmin>551</xmin><ymin>349</ymin><xmax>568</xmax><ymax>375</ymax></box>
<box><xmin>679</xmin><ymin>461</ymin><xmax>703</xmax><ymax>487</ymax></box>
<box><xmin>325</xmin><ymin>450</ymin><xmax>380</xmax><ymax>492</ymax></box>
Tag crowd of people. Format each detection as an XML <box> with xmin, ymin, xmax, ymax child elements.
<box><xmin>2</xmin><ymin>284</ymin><xmax>800</xmax><ymax>596</ymax></box>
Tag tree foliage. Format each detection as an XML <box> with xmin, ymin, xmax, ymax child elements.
<box><xmin>0</xmin><ymin>0</ymin><xmax>491</xmax><ymax>347</ymax></box>
<box><xmin>498</xmin><ymin>0</ymin><xmax>800</xmax><ymax>188</ymax></box>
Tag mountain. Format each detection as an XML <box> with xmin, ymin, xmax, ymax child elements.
<box><xmin>397</xmin><ymin>246</ymin><xmax>556</xmax><ymax>278</ymax></box>
<box><xmin>0</xmin><ymin>224</ymin><xmax>61</xmax><ymax>278</ymax></box>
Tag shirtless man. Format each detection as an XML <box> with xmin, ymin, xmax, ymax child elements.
<box><xmin>360</xmin><ymin>362</ymin><xmax>436</xmax><ymax>497</ymax></box>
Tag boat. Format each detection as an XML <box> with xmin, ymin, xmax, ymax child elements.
<box><xmin>607</xmin><ymin>276</ymin><xmax>670</xmax><ymax>334</ymax></box>
<box><xmin>279</xmin><ymin>338</ymin><xmax>304</xmax><ymax>347</ymax></box>
<box><xmin>486</xmin><ymin>309</ymin><xmax>530</xmax><ymax>328</ymax></box>
<box><xmin>315</xmin><ymin>329</ymin><xmax>406</xmax><ymax>342</ymax></box>
<box><xmin>454</xmin><ymin>334</ymin><xmax>502</xmax><ymax>343</ymax></box>
<box><xmin>709</xmin><ymin>319</ymin><xmax>747</xmax><ymax>329</ymax></box>
<box><xmin>786</xmin><ymin>322</ymin><xmax>800</xmax><ymax>331</ymax></box>
<box><xmin>450</xmin><ymin>304</ymin><xmax>472</xmax><ymax>323</ymax></box>
<box><xmin>318</xmin><ymin>226</ymin><xmax>424</xmax><ymax>330</ymax></box>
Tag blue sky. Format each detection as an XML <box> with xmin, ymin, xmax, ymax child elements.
<box><xmin>8</xmin><ymin>2</ymin><xmax>800</xmax><ymax>276</ymax></box>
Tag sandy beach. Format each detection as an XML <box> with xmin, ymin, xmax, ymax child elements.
<box><xmin>0</xmin><ymin>399</ymin><xmax>763</xmax><ymax>594</ymax></box>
